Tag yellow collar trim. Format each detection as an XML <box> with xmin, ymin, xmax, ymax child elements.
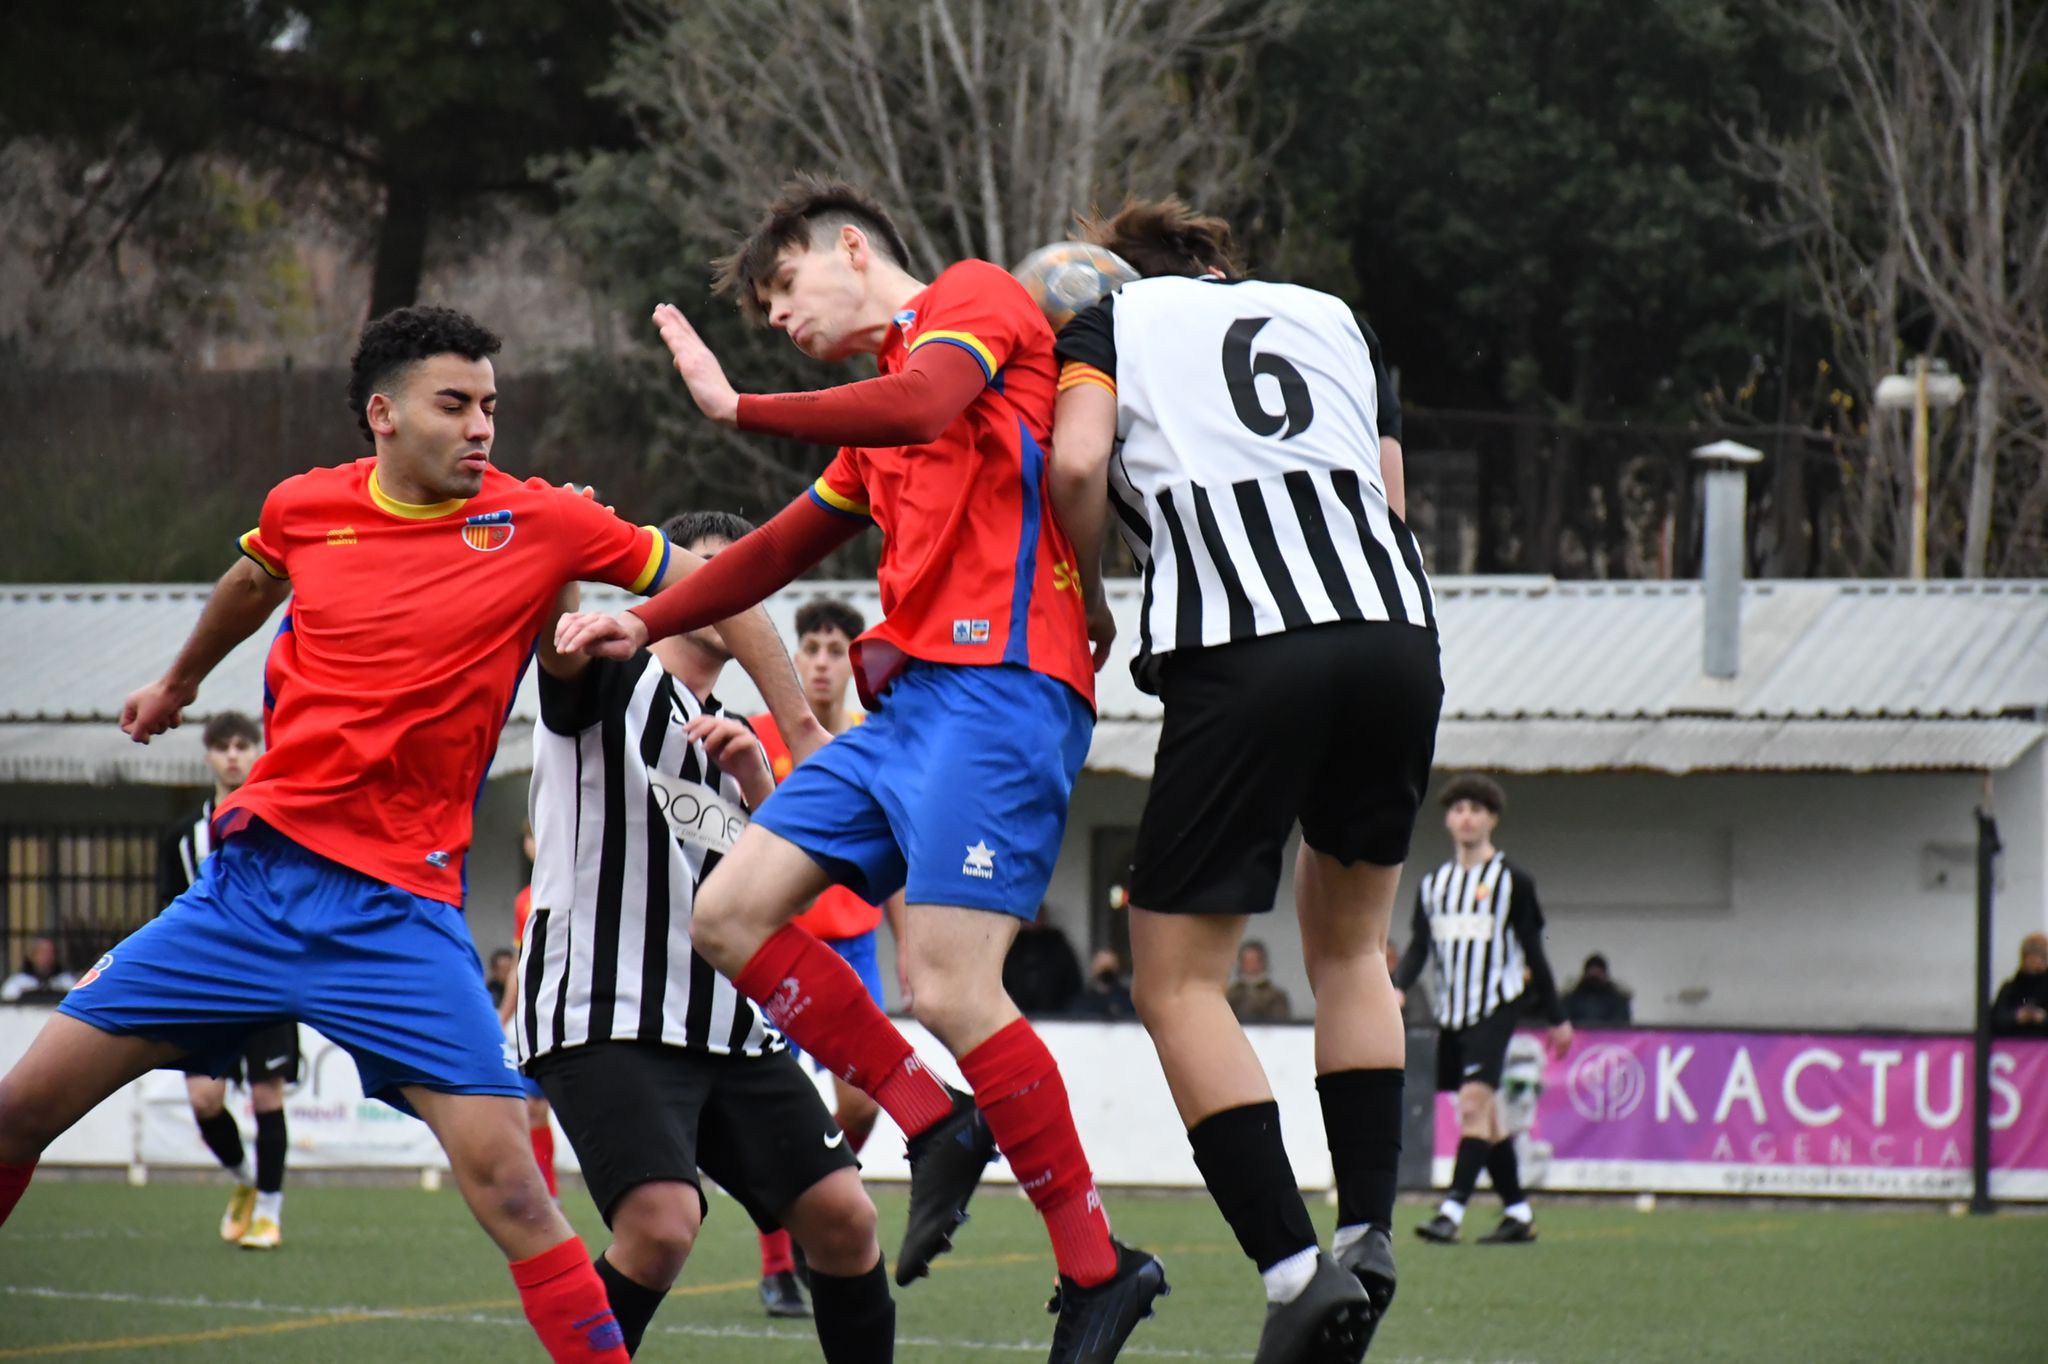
<box><xmin>369</xmin><ymin>466</ymin><xmax>470</xmax><ymax>520</ymax></box>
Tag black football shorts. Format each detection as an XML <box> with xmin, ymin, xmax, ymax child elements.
<box><xmin>533</xmin><ymin>1040</ymin><xmax>857</xmax><ymax>1231</ymax></box>
<box><xmin>1130</xmin><ymin>620</ymin><xmax>1441</xmax><ymax>916</ymax></box>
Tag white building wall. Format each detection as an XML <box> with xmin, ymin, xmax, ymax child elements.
<box><xmin>1395</xmin><ymin>757</ymin><xmax>2046</xmax><ymax>1031</ymax></box>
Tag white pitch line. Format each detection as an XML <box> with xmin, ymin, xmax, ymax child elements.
<box><xmin>0</xmin><ymin>1282</ymin><xmax>1539</xmax><ymax>1364</ymax></box>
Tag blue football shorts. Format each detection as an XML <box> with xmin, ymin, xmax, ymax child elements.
<box><xmin>61</xmin><ymin>821</ymin><xmax>522</xmax><ymax>1115</ymax></box>
<box><xmin>753</xmin><ymin>661</ymin><xmax>1093</xmax><ymax>920</ymax></box>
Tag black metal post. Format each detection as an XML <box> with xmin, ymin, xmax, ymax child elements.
<box><xmin>1971</xmin><ymin>807</ymin><xmax>2001</xmax><ymax>1215</ymax></box>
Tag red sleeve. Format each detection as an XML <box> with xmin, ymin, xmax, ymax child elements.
<box><xmin>903</xmin><ymin>259</ymin><xmax>1046</xmax><ymax>382</ymax></box>
<box><xmin>627</xmin><ymin>491</ymin><xmax>864</xmax><ymax>643</ymax></box>
<box><xmin>536</xmin><ymin>481</ymin><xmax>671</xmax><ymax>594</ymax></box>
<box><xmin>735</xmin><ymin>342</ymin><xmax>987</xmax><ymax>447</ymax></box>
<box><xmin>238</xmin><ymin>483</ymin><xmax>292</xmax><ymax>580</ymax></box>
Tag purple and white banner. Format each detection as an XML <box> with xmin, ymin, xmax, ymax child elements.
<box><xmin>1434</xmin><ymin>1030</ymin><xmax>2048</xmax><ymax>1201</ymax></box>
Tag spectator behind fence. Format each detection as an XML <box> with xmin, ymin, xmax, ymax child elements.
<box><xmin>1001</xmin><ymin>903</ymin><xmax>1083</xmax><ymax>1016</ymax></box>
<box><xmin>1225</xmin><ymin>940</ymin><xmax>1292</xmax><ymax>1022</ymax></box>
<box><xmin>1074</xmin><ymin>949</ymin><xmax>1136</xmax><ymax>1020</ymax></box>
<box><xmin>1</xmin><ymin>937</ymin><xmax>76</xmax><ymax>1003</ymax></box>
<box><xmin>485</xmin><ymin>948</ymin><xmax>516</xmax><ymax>1010</ymax></box>
<box><xmin>1992</xmin><ymin>933</ymin><xmax>2048</xmax><ymax>1038</ymax></box>
<box><xmin>1562</xmin><ymin>953</ymin><xmax>1634</xmax><ymax>1027</ymax></box>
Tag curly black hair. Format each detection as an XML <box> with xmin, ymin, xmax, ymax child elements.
<box><xmin>660</xmin><ymin>509</ymin><xmax>757</xmax><ymax>552</ymax></box>
<box><xmin>795</xmin><ymin>598</ymin><xmax>865</xmax><ymax>640</ymax></box>
<box><xmin>1440</xmin><ymin>773</ymin><xmax>1506</xmax><ymax>815</ymax></box>
<box><xmin>347</xmin><ymin>306</ymin><xmax>503</xmax><ymax>444</ymax></box>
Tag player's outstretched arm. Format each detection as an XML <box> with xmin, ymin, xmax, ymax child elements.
<box><xmin>711</xmin><ymin>607</ymin><xmax>830</xmax><ymax>765</ymax></box>
<box><xmin>122</xmin><ymin>557</ymin><xmax>290</xmax><ymax>744</ymax></box>
<box><xmin>652</xmin><ymin>303</ymin><xmax>986</xmax><ymax>447</ymax></box>
<box><xmin>556</xmin><ymin>492</ymin><xmax>861</xmax><ymax>658</ymax></box>
<box><xmin>1049</xmin><ymin>382</ymin><xmax>1119</xmax><ymax>671</ymax></box>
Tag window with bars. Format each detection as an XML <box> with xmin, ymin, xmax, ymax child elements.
<box><xmin>2</xmin><ymin>824</ymin><xmax>162</xmax><ymax>988</ymax></box>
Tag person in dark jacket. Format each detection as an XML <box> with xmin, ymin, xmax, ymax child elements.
<box><xmin>1002</xmin><ymin>905</ymin><xmax>1083</xmax><ymax>1017</ymax></box>
<box><xmin>1074</xmin><ymin>950</ymin><xmax>1136</xmax><ymax>1020</ymax></box>
<box><xmin>1992</xmin><ymin>933</ymin><xmax>2048</xmax><ymax>1038</ymax></box>
<box><xmin>1562</xmin><ymin>954</ymin><xmax>1633</xmax><ymax>1027</ymax></box>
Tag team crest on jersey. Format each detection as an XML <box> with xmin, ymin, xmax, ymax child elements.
<box><xmin>74</xmin><ymin>951</ymin><xmax>113</xmax><ymax>990</ymax></box>
<box><xmin>461</xmin><ymin>509</ymin><xmax>514</xmax><ymax>552</ymax></box>
<box><xmin>1474</xmin><ymin>882</ymin><xmax>1492</xmax><ymax>901</ymax></box>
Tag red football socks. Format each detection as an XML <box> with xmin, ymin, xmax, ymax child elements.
<box><xmin>759</xmin><ymin>1227</ymin><xmax>796</xmax><ymax>1277</ymax></box>
<box><xmin>0</xmin><ymin>1159</ymin><xmax>35</xmax><ymax>1226</ymax></box>
<box><xmin>735</xmin><ymin>924</ymin><xmax>953</xmax><ymax>1138</ymax></box>
<box><xmin>960</xmin><ymin>1019</ymin><xmax>1118</xmax><ymax>1287</ymax></box>
<box><xmin>530</xmin><ymin>1123</ymin><xmax>558</xmax><ymax>1198</ymax></box>
<box><xmin>510</xmin><ymin>1236</ymin><xmax>629</xmax><ymax>1362</ymax></box>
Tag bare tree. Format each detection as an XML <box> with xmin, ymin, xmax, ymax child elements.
<box><xmin>1737</xmin><ymin>0</ymin><xmax>2048</xmax><ymax>577</ymax></box>
<box><xmin>605</xmin><ymin>0</ymin><xmax>1298</xmax><ymax>275</ymax></box>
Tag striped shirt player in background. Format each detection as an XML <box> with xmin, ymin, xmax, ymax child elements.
<box><xmin>157</xmin><ymin>709</ymin><xmax>297</xmax><ymax>1250</ymax></box>
<box><xmin>1048</xmin><ymin>199</ymin><xmax>1441</xmax><ymax>1364</ymax></box>
<box><xmin>0</xmin><ymin>305</ymin><xmax>825</xmax><ymax>1364</ymax></box>
<box><xmin>747</xmin><ymin>596</ymin><xmax>908</xmax><ymax>1320</ymax></box>
<box><xmin>497</xmin><ymin>821</ymin><xmax>559</xmax><ymax>1203</ymax></box>
<box><xmin>554</xmin><ymin>178</ymin><xmax>1166</xmax><ymax>1362</ymax></box>
<box><xmin>517</xmin><ymin>511</ymin><xmax>893</xmax><ymax>1362</ymax></box>
<box><xmin>1392</xmin><ymin>775</ymin><xmax>1571</xmax><ymax>1245</ymax></box>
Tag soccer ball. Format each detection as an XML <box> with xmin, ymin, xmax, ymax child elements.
<box><xmin>1010</xmin><ymin>241</ymin><xmax>1140</xmax><ymax>331</ymax></box>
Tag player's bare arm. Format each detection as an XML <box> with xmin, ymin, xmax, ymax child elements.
<box><xmin>1383</xmin><ymin>436</ymin><xmax>1407</xmax><ymax>520</ymax></box>
<box><xmin>122</xmin><ymin>557</ymin><xmax>291</xmax><ymax>744</ymax></box>
<box><xmin>535</xmin><ymin>581</ymin><xmax>589</xmax><ymax>682</ymax></box>
<box><xmin>1048</xmin><ymin>383</ymin><xmax>1119</xmax><ymax>670</ymax></box>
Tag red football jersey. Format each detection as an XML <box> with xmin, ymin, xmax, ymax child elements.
<box><xmin>805</xmin><ymin>259</ymin><xmax>1095</xmax><ymax>710</ymax></box>
<box><xmin>747</xmin><ymin>712</ymin><xmax>883</xmax><ymax>941</ymax></box>
<box><xmin>223</xmin><ymin>458</ymin><xmax>671</xmax><ymax>903</ymax></box>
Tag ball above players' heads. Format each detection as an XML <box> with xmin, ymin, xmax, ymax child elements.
<box><xmin>1009</xmin><ymin>241</ymin><xmax>1140</xmax><ymax>332</ymax></box>
<box><xmin>1073</xmin><ymin>196</ymin><xmax>1247</xmax><ymax>284</ymax></box>
<box><xmin>712</xmin><ymin>174</ymin><xmax>917</xmax><ymax>362</ymax></box>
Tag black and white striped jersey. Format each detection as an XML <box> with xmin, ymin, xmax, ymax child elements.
<box><xmin>1055</xmin><ymin>276</ymin><xmax>1433</xmax><ymax>693</ymax></box>
<box><xmin>515</xmin><ymin>652</ymin><xmax>781</xmax><ymax>1063</ymax></box>
<box><xmin>1394</xmin><ymin>852</ymin><xmax>1563</xmax><ymax>1032</ymax></box>
<box><xmin>157</xmin><ymin>798</ymin><xmax>216</xmax><ymax>907</ymax></box>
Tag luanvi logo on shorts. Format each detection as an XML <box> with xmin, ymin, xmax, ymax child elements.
<box><xmin>460</xmin><ymin>509</ymin><xmax>514</xmax><ymax>552</ymax></box>
<box><xmin>962</xmin><ymin>840</ymin><xmax>996</xmax><ymax>880</ymax></box>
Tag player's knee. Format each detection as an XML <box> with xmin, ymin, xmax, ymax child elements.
<box><xmin>0</xmin><ymin>1077</ymin><xmax>60</xmax><ymax>1156</ymax></box>
<box><xmin>688</xmin><ymin>882</ymin><xmax>747</xmax><ymax>969</ymax></box>
<box><xmin>791</xmin><ymin>1179</ymin><xmax>879</xmax><ymax>1274</ymax></box>
<box><xmin>1129</xmin><ymin>968</ymin><xmax>1207</xmax><ymax>1033</ymax></box>
<box><xmin>612</xmin><ymin>1186</ymin><xmax>700</xmax><ymax>1280</ymax></box>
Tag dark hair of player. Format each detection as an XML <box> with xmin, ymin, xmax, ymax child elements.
<box><xmin>713</xmin><ymin>175</ymin><xmax>914</xmax><ymax>324</ymax></box>
<box><xmin>347</xmin><ymin>306</ymin><xmax>503</xmax><ymax>444</ymax></box>
<box><xmin>1440</xmin><ymin>773</ymin><xmax>1506</xmax><ymax>815</ymax></box>
<box><xmin>1079</xmin><ymin>196</ymin><xmax>1246</xmax><ymax>280</ymax></box>
<box><xmin>794</xmin><ymin>598</ymin><xmax>865</xmax><ymax>641</ymax></box>
<box><xmin>202</xmin><ymin>711</ymin><xmax>261</xmax><ymax>750</ymax></box>
<box><xmin>660</xmin><ymin>509</ymin><xmax>758</xmax><ymax>551</ymax></box>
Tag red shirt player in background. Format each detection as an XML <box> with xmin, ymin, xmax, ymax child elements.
<box><xmin>0</xmin><ymin>305</ymin><xmax>822</xmax><ymax>1364</ymax></box>
<box><xmin>746</xmin><ymin>597</ymin><xmax>906</xmax><ymax>1320</ymax></box>
<box><xmin>555</xmin><ymin>178</ymin><xmax>1165</xmax><ymax>1362</ymax></box>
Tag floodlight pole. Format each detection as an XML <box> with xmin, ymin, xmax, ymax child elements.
<box><xmin>1909</xmin><ymin>358</ymin><xmax>1931</xmax><ymax>580</ymax></box>
<box><xmin>1971</xmin><ymin>803</ymin><xmax>2001</xmax><ymax>1215</ymax></box>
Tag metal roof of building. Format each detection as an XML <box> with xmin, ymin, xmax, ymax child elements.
<box><xmin>2</xmin><ymin>577</ymin><xmax>2042</xmax><ymax>784</ymax></box>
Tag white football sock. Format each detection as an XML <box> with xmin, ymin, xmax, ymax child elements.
<box><xmin>1438</xmin><ymin>1198</ymin><xmax>1467</xmax><ymax>1226</ymax></box>
<box><xmin>1503</xmin><ymin>1200</ymin><xmax>1533</xmax><ymax>1224</ymax></box>
<box><xmin>230</xmin><ymin>1160</ymin><xmax>254</xmax><ymax>1186</ymax></box>
<box><xmin>254</xmin><ymin>1191</ymin><xmax>283</xmax><ymax>1222</ymax></box>
<box><xmin>1330</xmin><ymin>1223</ymin><xmax>1370</xmax><ymax>1257</ymax></box>
<box><xmin>1261</xmin><ymin>1247</ymin><xmax>1320</xmax><ymax>1304</ymax></box>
